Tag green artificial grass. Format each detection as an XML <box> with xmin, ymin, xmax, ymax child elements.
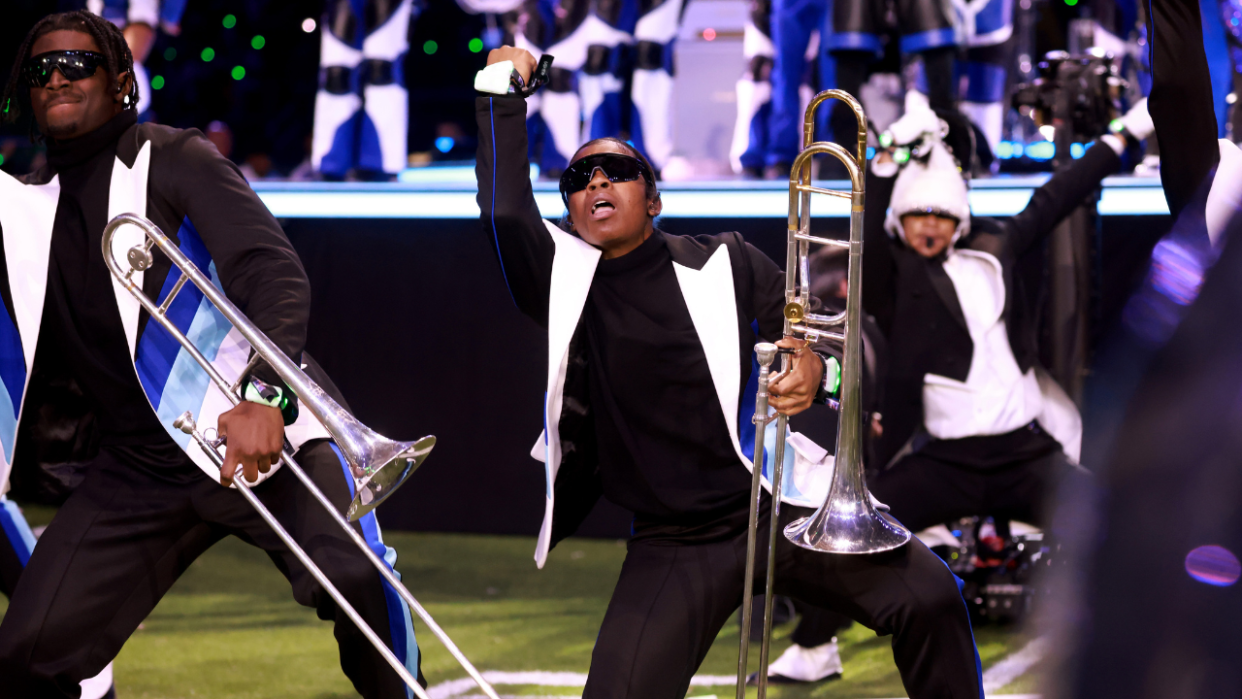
<box><xmin>0</xmin><ymin>506</ymin><xmax>1038</xmax><ymax>698</ymax></box>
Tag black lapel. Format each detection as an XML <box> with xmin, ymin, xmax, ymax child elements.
<box><xmin>925</xmin><ymin>258</ymin><xmax>969</xmax><ymax>331</ymax></box>
<box><xmin>662</xmin><ymin>230</ymin><xmax>719</xmax><ymax>271</ymax></box>
<box><xmin>115</xmin><ymin>122</ymin><xmax>142</xmax><ymax>168</ymax></box>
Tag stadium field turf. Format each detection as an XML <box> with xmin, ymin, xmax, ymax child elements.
<box><xmin>0</xmin><ymin>506</ymin><xmax>1038</xmax><ymax>698</ymax></box>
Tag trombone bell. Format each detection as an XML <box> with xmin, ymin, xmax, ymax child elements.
<box><xmin>347</xmin><ymin>435</ymin><xmax>436</xmax><ymax>521</ymax></box>
<box><xmin>784</xmin><ymin>494</ymin><xmax>911</xmax><ymax>554</ymax></box>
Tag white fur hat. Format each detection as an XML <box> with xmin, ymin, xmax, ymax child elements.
<box><xmin>883</xmin><ymin>140</ymin><xmax>972</xmax><ymax>246</ymax></box>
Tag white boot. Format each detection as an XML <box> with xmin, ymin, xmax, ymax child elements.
<box><xmin>749</xmin><ymin>637</ymin><xmax>844</xmax><ymax>684</ymax></box>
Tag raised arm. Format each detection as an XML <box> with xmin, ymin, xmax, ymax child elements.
<box><xmin>474</xmin><ymin>49</ymin><xmax>556</xmax><ymax>327</ymax></box>
<box><xmin>1147</xmin><ymin>0</ymin><xmax>1221</xmax><ymax>217</ymax></box>
<box><xmin>1005</xmin><ymin>140</ymin><xmax>1122</xmax><ymax>257</ymax></box>
<box><xmin>861</xmin><ymin>166</ymin><xmax>898</xmax><ymax>335</ymax></box>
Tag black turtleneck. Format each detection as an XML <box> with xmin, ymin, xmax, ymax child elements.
<box><xmin>583</xmin><ymin>231</ymin><xmax>752</xmax><ymax>527</ymax></box>
<box><xmin>38</xmin><ymin>109</ymin><xmax>181</xmax><ymax>454</ymax></box>
<box><xmin>39</xmin><ymin>111</ymin><xmax>189</xmax><ymax>472</ymax></box>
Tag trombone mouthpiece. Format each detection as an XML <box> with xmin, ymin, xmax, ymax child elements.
<box><xmin>173</xmin><ymin>411</ymin><xmax>196</xmax><ymax>434</ymax></box>
<box><xmin>755</xmin><ymin>342</ymin><xmax>779</xmax><ymax>367</ymax></box>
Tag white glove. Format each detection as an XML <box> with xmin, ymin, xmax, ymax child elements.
<box><xmin>1117</xmin><ymin>97</ymin><xmax>1155</xmax><ymax>141</ymax></box>
<box><xmin>883</xmin><ymin>90</ymin><xmax>945</xmax><ymax>147</ymax></box>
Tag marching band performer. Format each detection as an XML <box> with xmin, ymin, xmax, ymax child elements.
<box><xmin>313</xmin><ymin>0</ymin><xmax>417</xmax><ymax>179</ymax></box>
<box><xmin>1060</xmin><ymin>0</ymin><xmax>1242</xmax><ymax>688</ymax></box>
<box><xmin>954</xmin><ymin>0</ymin><xmax>1016</xmax><ymax>159</ymax></box>
<box><xmin>0</xmin><ymin>13</ymin><xmax>420</xmax><ymax>696</ymax></box>
<box><xmin>767</xmin><ymin>0</ymin><xmax>958</xmax><ymax>178</ymax></box>
<box><xmin>474</xmin><ymin>45</ymin><xmax>983</xmax><ymax>699</ymax></box>
<box><xmin>861</xmin><ymin>92</ymin><xmax>1154</xmax><ymax>533</ymax></box>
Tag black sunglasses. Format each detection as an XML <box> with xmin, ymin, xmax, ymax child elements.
<box><xmin>23</xmin><ymin>50</ymin><xmax>107</xmax><ymax>88</ymax></box>
<box><xmin>559</xmin><ymin>152</ymin><xmax>654</xmax><ymax>206</ymax></box>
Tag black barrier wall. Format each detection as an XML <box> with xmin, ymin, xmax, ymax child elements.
<box><xmin>284</xmin><ymin>214</ymin><xmax>1170</xmax><ymax>539</ymax></box>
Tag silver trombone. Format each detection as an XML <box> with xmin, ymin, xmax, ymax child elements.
<box><xmin>736</xmin><ymin>90</ymin><xmax>911</xmax><ymax>699</ymax></box>
<box><xmin>102</xmin><ymin>212</ymin><xmax>501</xmax><ymax>699</ymax></box>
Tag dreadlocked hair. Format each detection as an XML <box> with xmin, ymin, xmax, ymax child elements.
<box><xmin>2</xmin><ymin>11</ymin><xmax>138</xmax><ymax>138</ymax></box>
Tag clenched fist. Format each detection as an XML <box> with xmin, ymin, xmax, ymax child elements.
<box><xmin>487</xmin><ymin>46</ymin><xmax>538</xmax><ymax>84</ymax></box>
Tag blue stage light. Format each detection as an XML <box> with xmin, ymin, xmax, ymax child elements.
<box><xmin>435</xmin><ymin>136</ymin><xmax>455</xmax><ymax>153</ymax></box>
<box><xmin>996</xmin><ymin>141</ymin><xmax>1014</xmax><ymax>159</ymax></box>
<box><xmin>1070</xmin><ymin>143</ymin><xmax>1085</xmax><ymax>159</ymax></box>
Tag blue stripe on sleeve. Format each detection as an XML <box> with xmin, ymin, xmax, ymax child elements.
<box><xmin>489</xmin><ymin>97</ymin><xmax>518</xmax><ymax>307</ymax></box>
<box><xmin>0</xmin><ymin>297</ymin><xmax>26</xmax><ymax>463</ymax></box>
<box><xmin>0</xmin><ymin>497</ymin><xmax>36</xmax><ymax>566</ymax></box>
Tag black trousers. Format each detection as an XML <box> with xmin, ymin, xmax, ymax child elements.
<box><xmin>790</xmin><ymin>601</ymin><xmax>852</xmax><ymax>647</ymax></box>
<box><xmin>868</xmin><ymin>425</ymin><xmax>1084</xmax><ymax>532</ymax></box>
<box><xmin>581</xmin><ymin>501</ymin><xmax>981</xmax><ymax>699</ymax></box>
<box><xmin>0</xmin><ymin>440</ymin><xmax>420</xmax><ymax>698</ymax></box>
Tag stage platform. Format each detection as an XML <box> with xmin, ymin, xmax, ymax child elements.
<box><xmin>253</xmin><ymin>167</ymin><xmax>1170</xmax><ymax>219</ymax></box>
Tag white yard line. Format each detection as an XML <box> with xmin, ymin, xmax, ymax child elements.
<box><xmin>982</xmin><ymin>637</ymin><xmax>1048</xmax><ymax>694</ymax></box>
<box><xmin>429</xmin><ymin>637</ymin><xmax>1047</xmax><ymax>699</ymax></box>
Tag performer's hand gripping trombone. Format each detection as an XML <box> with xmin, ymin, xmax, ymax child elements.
<box><xmin>735</xmin><ymin>91</ymin><xmax>912</xmax><ymax>699</ymax></box>
<box><xmin>102</xmin><ymin>213</ymin><xmax>501</xmax><ymax>699</ymax></box>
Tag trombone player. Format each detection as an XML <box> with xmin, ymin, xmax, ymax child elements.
<box><xmin>0</xmin><ymin>12</ymin><xmax>420</xmax><ymax>696</ymax></box>
<box><xmin>474</xmin><ymin>45</ymin><xmax>982</xmax><ymax>699</ymax></box>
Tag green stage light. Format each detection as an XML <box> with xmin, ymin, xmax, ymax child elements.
<box><xmin>152</xmin><ymin>75</ymin><xmax>165</xmax><ymax>90</ymax></box>
<box><xmin>0</xmin><ymin>154</ymin><xmax>5</xmax><ymax>167</ymax></box>
<box><xmin>163</xmin><ymin>47</ymin><xmax>176</xmax><ymax>61</ymax></box>
<box><xmin>201</xmin><ymin>47</ymin><xmax>215</xmax><ymax>62</ymax></box>
<box><xmin>469</xmin><ymin>38</ymin><xmax>483</xmax><ymax>53</ymax></box>
<box><xmin>231</xmin><ymin>66</ymin><xmax>246</xmax><ymax>80</ymax></box>
<box><xmin>252</xmin><ymin>35</ymin><xmax>266</xmax><ymax>50</ymax></box>
<box><xmin>424</xmin><ymin>40</ymin><xmax>438</xmax><ymax>55</ymax></box>
<box><xmin>223</xmin><ymin>14</ymin><xmax>237</xmax><ymax>29</ymax></box>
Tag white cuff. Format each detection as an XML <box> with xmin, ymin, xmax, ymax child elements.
<box><xmin>474</xmin><ymin>60</ymin><xmax>514</xmax><ymax>95</ymax></box>
<box><xmin>1101</xmin><ymin>134</ymin><xmax>1126</xmax><ymax>156</ymax></box>
<box><xmin>1118</xmin><ymin>97</ymin><xmax>1155</xmax><ymax>141</ymax></box>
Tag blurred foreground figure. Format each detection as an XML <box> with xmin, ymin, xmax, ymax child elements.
<box><xmin>313</xmin><ymin>0</ymin><xmax>417</xmax><ymax>178</ymax></box>
<box><xmin>1056</xmin><ymin>0</ymin><xmax>1242</xmax><ymax>694</ymax></box>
